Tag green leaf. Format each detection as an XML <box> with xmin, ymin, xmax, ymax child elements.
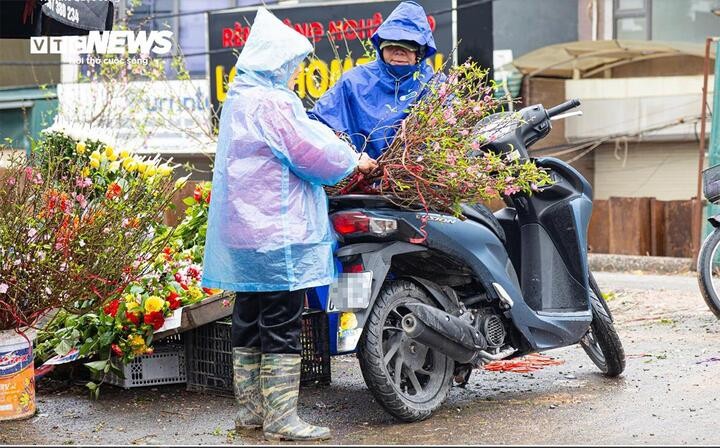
<box><xmin>182</xmin><ymin>197</ymin><xmax>196</xmax><ymax>206</ymax></box>
<box><xmin>55</xmin><ymin>339</ymin><xmax>73</xmax><ymax>356</ymax></box>
<box><xmin>84</xmin><ymin>360</ymin><xmax>108</xmax><ymax>372</ymax></box>
<box><xmin>86</xmin><ymin>381</ymin><xmax>97</xmax><ymax>391</ymax></box>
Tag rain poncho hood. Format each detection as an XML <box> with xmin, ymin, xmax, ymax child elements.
<box><xmin>202</xmin><ymin>8</ymin><xmax>358</xmax><ymax>292</ymax></box>
<box><xmin>308</xmin><ymin>1</ymin><xmax>438</xmax><ymax>160</ymax></box>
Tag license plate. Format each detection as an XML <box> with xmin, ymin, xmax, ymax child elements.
<box><xmin>326</xmin><ymin>272</ymin><xmax>373</xmax><ymax>312</ymax></box>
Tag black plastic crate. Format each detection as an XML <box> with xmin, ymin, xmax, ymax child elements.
<box><xmin>185</xmin><ymin>310</ymin><xmax>331</xmax><ymax>396</ymax></box>
<box><xmin>703</xmin><ymin>164</ymin><xmax>720</xmax><ymax>203</ymax></box>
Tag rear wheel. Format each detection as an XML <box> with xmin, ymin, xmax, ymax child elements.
<box><xmin>697</xmin><ymin>227</ymin><xmax>720</xmax><ymax>318</ymax></box>
<box><xmin>357</xmin><ymin>280</ymin><xmax>454</xmax><ymax>422</ymax></box>
<box><xmin>579</xmin><ymin>273</ymin><xmax>625</xmax><ymax>377</ymax></box>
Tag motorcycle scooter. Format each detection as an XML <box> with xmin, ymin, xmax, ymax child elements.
<box><xmin>310</xmin><ymin>99</ymin><xmax>625</xmax><ymax>422</ymax></box>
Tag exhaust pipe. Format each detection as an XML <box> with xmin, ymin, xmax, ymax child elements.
<box><xmin>401</xmin><ymin>303</ymin><xmax>487</xmax><ymax>364</ymax></box>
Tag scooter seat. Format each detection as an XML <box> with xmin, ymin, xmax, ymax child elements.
<box><xmin>460</xmin><ymin>203</ymin><xmax>506</xmax><ymax>244</ymax></box>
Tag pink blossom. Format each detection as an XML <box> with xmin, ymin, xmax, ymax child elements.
<box><xmin>28</xmin><ymin>228</ymin><xmax>37</xmax><ymax>239</ymax></box>
<box><xmin>448</xmin><ymin>172</ymin><xmax>458</xmax><ymax>178</ymax></box>
<box><xmin>446</xmin><ymin>153</ymin><xmax>457</xmax><ymax>165</ymax></box>
<box><xmin>471</xmin><ymin>141</ymin><xmax>480</xmax><ymax>151</ymax></box>
<box><xmin>460</xmin><ymin>129</ymin><xmax>469</xmax><ymax>136</ymax></box>
<box><xmin>504</xmin><ymin>185</ymin><xmax>521</xmax><ymax>196</ymax></box>
<box><xmin>473</xmin><ymin>105</ymin><xmax>482</xmax><ymax>114</ymax></box>
<box><xmin>13</xmin><ymin>259</ymin><xmax>21</xmax><ymax>266</ymax></box>
<box><xmin>0</xmin><ymin>283</ymin><xmax>8</xmax><ymax>294</ymax></box>
<box><xmin>6</xmin><ymin>177</ymin><xmax>16</xmax><ymax>186</ymax></box>
<box><xmin>443</xmin><ymin>107</ymin><xmax>457</xmax><ymax>125</ymax></box>
<box><xmin>102</xmin><ymin>227</ymin><xmax>111</xmax><ymax>234</ymax></box>
<box><xmin>485</xmin><ymin>186</ymin><xmax>498</xmax><ymax>196</ymax></box>
<box><xmin>24</xmin><ymin>167</ymin><xmax>34</xmax><ymax>179</ymax></box>
<box><xmin>438</xmin><ymin>84</ymin><xmax>448</xmax><ymax>98</ymax></box>
<box><xmin>121</xmin><ymin>218</ymin><xmax>129</xmax><ymax>228</ymax></box>
<box><xmin>74</xmin><ymin>194</ymin><xmax>87</xmax><ymax>209</ymax></box>
<box><xmin>76</xmin><ymin>177</ymin><xmax>92</xmax><ymax>188</ymax></box>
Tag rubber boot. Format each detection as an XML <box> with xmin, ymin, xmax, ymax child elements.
<box><xmin>260</xmin><ymin>353</ymin><xmax>331</xmax><ymax>441</ymax></box>
<box><xmin>232</xmin><ymin>347</ymin><xmax>264</xmax><ymax>430</ymax></box>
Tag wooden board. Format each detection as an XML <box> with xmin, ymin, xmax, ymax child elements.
<box><xmin>608</xmin><ymin>196</ymin><xmax>652</xmax><ymax>256</ymax></box>
<box><xmin>588</xmin><ymin>199</ymin><xmax>609</xmax><ymax>253</ymax></box>
<box><xmin>152</xmin><ymin>291</ymin><xmax>234</xmax><ymax>341</ymax></box>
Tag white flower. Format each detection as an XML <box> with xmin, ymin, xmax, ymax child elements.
<box><xmin>79</xmin><ymin>240</ymin><xmax>86</xmax><ymax>247</ymax></box>
<box><xmin>28</xmin><ymin>228</ymin><xmax>37</xmax><ymax>238</ymax></box>
<box><xmin>0</xmin><ymin>283</ymin><xmax>8</xmax><ymax>294</ymax></box>
<box><xmin>45</xmin><ymin>287</ymin><xmax>52</xmax><ymax>295</ymax></box>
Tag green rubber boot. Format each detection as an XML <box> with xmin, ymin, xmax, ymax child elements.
<box><xmin>260</xmin><ymin>353</ymin><xmax>331</xmax><ymax>441</ymax></box>
<box><xmin>232</xmin><ymin>347</ymin><xmax>263</xmax><ymax>430</ymax></box>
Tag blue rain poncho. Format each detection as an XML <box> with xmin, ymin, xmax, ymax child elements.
<box><xmin>308</xmin><ymin>1</ymin><xmax>438</xmax><ymax>160</ymax></box>
<box><xmin>201</xmin><ymin>8</ymin><xmax>359</xmax><ymax>292</ymax></box>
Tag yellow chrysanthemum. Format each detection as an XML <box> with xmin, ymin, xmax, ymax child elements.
<box><xmin>104</xmin><ymin>146</ymin><xmax>117</xmax><ymax>161</ymax></box>
<box><xmin>188</xmin><ymin>286</ymin><xmax>203</xmax><ymax>301</ymax></box>
<box><xmin>120</xmin><ymin>149</ymin><xmax>131</xmax><ymax>159</ymax></box>
<box><xmin>89</xmin><ymin>158</ymin><xmax>100</xmax><ymax>169</ymax></box>
<box><xmin>76</xmin><ymin>142</ymin><xmax>86</xmax><ymax>154</ymax></box>
<box><xmin>144</xmin><ymin>295</ymin><xmax>164</xmax><ymax>314</ymax></box>
<box><xmin>157</xmin><ymin>164</ymin><xmax>173</xmax><ymax>177</ymax></box>
<box><xmin>144</xmin><ymin>164</ymin><xmax>157</xmax><ymax>178</ymax></box>
<box><xmin>129</xmin><ymin>334</ymin><xmax>146</xmax><ymax>355</ymax></box>
<box><xmin>82</xmin><ymin>167</ymin><xmax>90</xmax><ymax>177</ymax></box>
<box><xmin>136</xmin><ymin>161</ymin><xmax>147</xmax><ymax>174</ymax></box>
<box><xmin>90</xmin><ymin>150</ymin><xmax>101</xmax><ymax>160</ymax></box>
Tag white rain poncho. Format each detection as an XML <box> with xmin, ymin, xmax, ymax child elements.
<box><xmin>201</xmin><ymin>8</ymin><xmax>358</xmax><ymax>292</ymax></box>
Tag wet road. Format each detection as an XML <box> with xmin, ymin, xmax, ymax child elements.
<box><xmin>2</xmin><ymin>272</ymin><xmax>719</xmax><ymax>445</ymax></box>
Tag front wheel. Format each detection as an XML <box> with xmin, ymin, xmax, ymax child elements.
<box><xmin>579</xmin><ymin>273</ymin><xmax>626</xmax><ymax>377</ymax></box>
<box><xmin>357</xmin><ymin>280</ymin><xmax>454</xmax><ymax>422</ymax></box>
<box><xmin>697</xmin><ymin>227</ymin><xmax>720</xmax><ymax>318</ymax></box>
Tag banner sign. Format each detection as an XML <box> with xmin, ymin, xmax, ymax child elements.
<box><xmin>208</xmin><ymin>0</ymin><xmax>453</xmax><ymax>115</ymax></box>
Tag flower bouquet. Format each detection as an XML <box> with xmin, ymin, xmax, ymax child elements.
<box><xmin>330</xmin><ymin>60</ymin><xmax>551</xmax><ymax>216</ymax></box>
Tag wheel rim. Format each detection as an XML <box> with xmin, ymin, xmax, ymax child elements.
<box><xmin>708</xmin><ymin>240</ymin><xmax>720</xmax><ymax>305</ymax></box>
<box><xmin>580</xmin><ymin>324</ymin><xmax>606</xmax><ymax>365</ymax></box>
<box><xmin>379</xmin><ymin>298</ymin><xmax>449</xmax><ymax>403</ymax></box>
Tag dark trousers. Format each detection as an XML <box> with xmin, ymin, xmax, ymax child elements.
<box><xmin>231</xmin><ymin>289</ymin><xmax>306</xmax><ymax>354</ymax></box>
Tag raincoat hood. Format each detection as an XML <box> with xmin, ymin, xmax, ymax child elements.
<box><xmin>234</xmin><ymin>7</ymin><xmax>313</xmax><ymax>87</ymax></box>
<box><xmin>371</xmin><ymin>1</ymin><xmax>437</xmax><ymax>62</ymax></box>
<box><xmin>308</xmin><ymin>1</ymin><xmax>440</xmax><ymax>160</ymax></box>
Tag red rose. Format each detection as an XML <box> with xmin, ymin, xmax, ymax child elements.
<box><xmin>180</xmin><ymin>282</ymin><xmax>188</xmax><ymax>291</ymax></box>
<box><xmin>174</xmin><ymin>272</ymin><xmax>184</xmax><ymax>283</ymax></box>
<box><xmin>111</xmin><ymin>344</ymin><xmax>123</xmax><ymax>357</ymax></box>
<box><xmin>205</xmin><ymin>190</ymin><xmax>211</xmax><ymax>204</ymax></box>
<box><xmin>193</xmin><ymin>186</ymin><xmax>202</xmax><ymax>202</ymax></box>
<box><xmin>126</xmin><ymin>311</ymin><xmax>140</xmax><ymax>325</ymax></box>
<box><xmin>202</xmin><ymin>287</ymin><xmax>215</xmax><ymax>296</ymax></box>
<box><xmin>144</xmin><ymin>311</ymin><xmax>165</xmax><ymax>331</ymax></box>
<box><xmin>103</xmin><ymin>299</ymin><xmax>120</xmax><ymax>317</ymax></box>
<box><xmin>166</xmin><ymin>291</ymin><xmax>181</xmax><ymax>310</ymax></box>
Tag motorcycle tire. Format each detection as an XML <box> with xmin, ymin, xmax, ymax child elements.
<box><xmin>697</xmin><ymin>227</ymin><xmax>720</xmax><ymax>318</ymax></box>
<box><xmin>579</xmin><ymin>273</ymin><xmax>626</xmax><ymax>377</ymax></box>
<box><xmin>357</xmin><ymin>280</ymin><xmax>454</xmax><ymax>422</ymax></box>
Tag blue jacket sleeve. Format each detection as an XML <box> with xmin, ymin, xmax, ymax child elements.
<box><xmin>308</xmin><ymin>79</ymin><xmax>351</xmax><ymax>136</ymax></box>
<box><xmin>256</xmin><ymin>93</ymin><xmax>359</xmax><ymax>186</ymax></box>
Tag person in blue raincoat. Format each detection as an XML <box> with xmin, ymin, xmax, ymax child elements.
<box><xmin>201</xmin><ymin>8</ymin><xmax>376</xmax><ymax>442</ymax></box>
<box><xmin>308</xmin><ymin>1</ymin><xmax>439</xmax><ymax>160</ymax></box>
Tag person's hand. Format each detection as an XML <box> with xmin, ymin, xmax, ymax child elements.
<box><xmin>357</xmin><ymin>153</ymin><xmax>378</xmax><ymax>174</ymax></box>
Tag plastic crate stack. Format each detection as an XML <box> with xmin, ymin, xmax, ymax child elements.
<box><xmin>185</xmin><ymin>311</ymin><xmax>331</xmax><ymax>396</ymax></box>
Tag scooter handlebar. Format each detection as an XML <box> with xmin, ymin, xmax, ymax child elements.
<box><xmin>546</xmin><ymin>99</ymin><xmax>581</xmax><ymax>118</ymax></box>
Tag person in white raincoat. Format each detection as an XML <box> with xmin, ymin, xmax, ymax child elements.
<box><xmin>201</xmin><ymin>7</ymin><xmax>376</xmax><ymax>442</ymax></box>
